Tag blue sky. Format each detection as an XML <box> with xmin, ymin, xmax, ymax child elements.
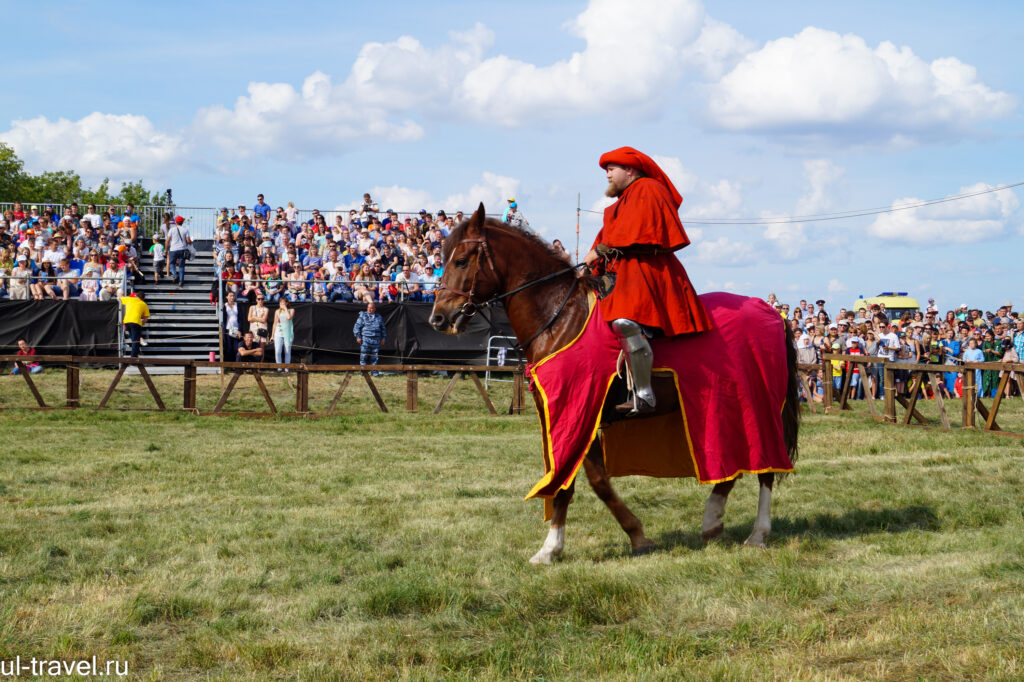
<box><xmin>2</xmin><ymin>0</ymin><xmax>1022</xmax><ymax>312</ymax></box>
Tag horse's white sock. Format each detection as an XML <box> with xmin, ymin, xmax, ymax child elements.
<box><xmin>530</xmin><ymin>525</ymin><xmax>565</xmax><ymax>565</ymax></box>
<box><xmin>744</xmin><ymin>483</ymin><xmax>773</xmax><ymax>548</ymax></box>
<box><xmin>701</xmin><ymin>492</ymin><xmax>728</xmax><ymax>539</ymax></box>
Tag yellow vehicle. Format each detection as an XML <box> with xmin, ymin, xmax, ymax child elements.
<box><xmin>851</xmin><ymin>292</ymin><xmax>921</xmax><ymax>321</ymax></box>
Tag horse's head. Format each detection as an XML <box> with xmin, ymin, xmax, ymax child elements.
<box><xmin>430</xmin><ymin>203</ymin><xmax>502</xmax><ymax>334</ymax></box>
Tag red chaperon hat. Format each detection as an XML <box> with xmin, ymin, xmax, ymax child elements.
<box><xmin>599</xmin><ymin>146</ymin><xmax>682</xmax><ymax>207</ymax></box>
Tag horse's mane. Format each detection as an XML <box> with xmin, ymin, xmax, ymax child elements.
<box><xmin>445</xmin><ymin>217</ymin><xmax>572</xmax><ymax>268</ymax></box>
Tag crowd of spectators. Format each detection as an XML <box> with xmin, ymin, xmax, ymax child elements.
<box><xmin>0</xmin><ymin>201</ymin><xmax>144</xmax><ymax>300</ymax></box>
<box><xmin>772</xmin><ymin>295</ymin><xmax>1024</xmax><ymax>401</ymax></box>
<box><xmin>207</xmin><ymin>192</ymin><xmax>474</xmax><ymax>306</ymax></box>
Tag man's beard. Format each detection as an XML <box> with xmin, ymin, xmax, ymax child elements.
<box><xmin>604</xmin><ymin>180</ymin><xmax>623</xmax><ymax>198</ymax></box>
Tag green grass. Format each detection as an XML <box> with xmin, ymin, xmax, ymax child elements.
<box><xmin>1</xmin><ymin>373</ymin><xmax>1024</xmax><ymax>679</ymax></box>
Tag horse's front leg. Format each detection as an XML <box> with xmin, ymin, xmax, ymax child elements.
<box><xmin>529</xmin><ymin>480</ymin><xmax>574</xmax><ymax>565</ymax></box>
<box><xmin>744</xmin><ymin>472</ymin><xmax>775</xmax><ymax>549</ymax></box>
<box><xmin>701</xmin><ymin>479</ymin><xmax>737</xmax><ymax>541</ymax></box>
<box><xmin>583</xmin><ymin>439</ymin><xmax>655</xmax><ymax>555</ymax></box>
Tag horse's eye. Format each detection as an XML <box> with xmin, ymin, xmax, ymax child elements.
<box><xmin>455</xmin><ymin>258</ymin><xmax>468</xmax><ymax>268</ymax></box>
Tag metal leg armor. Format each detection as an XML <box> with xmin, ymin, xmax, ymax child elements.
<box><xmin>612</xmin><ymin>318</ymin><xmax>656</xmax><ymax>415</ymax></box>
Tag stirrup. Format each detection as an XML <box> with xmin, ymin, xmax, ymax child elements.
<box><xmin>615</xmin><ymin>393</ymin><xmax>655</xmax><ymax>416</ymax></box>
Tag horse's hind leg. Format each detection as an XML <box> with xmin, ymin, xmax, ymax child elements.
<box><xmin>744</xmin><ymin>473</ymin><xmax>775</xmax><ymax>549</ymax></box>
<box><xmin>530</xmin><ymin>481</ymin><xmax>574</xmax><ymax>565</ymax></box>
<box><xmin>701</xmin><ymin>479</ymin><xmax>737</xmax><ymax>541</ymax></box>
<box><xmin>583</xmin><ymin>441</ymin><xmax>655</xmax><ymax>555</ymax></box>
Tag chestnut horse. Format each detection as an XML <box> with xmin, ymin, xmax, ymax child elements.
<box><xmin>430</xmin><ymin>205</ymin><xmax>799</xmax><ymax>564</ymax></box>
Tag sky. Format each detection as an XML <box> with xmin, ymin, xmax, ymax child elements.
<box><xmin>2</xmin><ymin>0</ymin><xmax>1022</xmax><ymax>312</ymax></box>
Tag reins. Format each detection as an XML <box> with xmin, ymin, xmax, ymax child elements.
<box><xmin>438</xmin><ymin>228</ymin><xmax>585</xmax><ymax>362</ymax></box>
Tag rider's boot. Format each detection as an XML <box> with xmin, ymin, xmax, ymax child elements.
<box><xmin>612</xmin><ymin>318</ymin><xmax>656</xmax><ymax>416</ymax></box>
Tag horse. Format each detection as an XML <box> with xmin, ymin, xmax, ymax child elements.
<box><xmin>430</xmin><ymin>205</ymin><xmax>800</xmax><ymax>564</ymax></box>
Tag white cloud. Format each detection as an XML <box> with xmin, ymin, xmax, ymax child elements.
<box><xmin>692</xmin><ymin>236</ymin><xmax>756</xmax><ymax>266</ymax></box>
<box><xmin>442</xmin><ymin>172</ymin><xmax>521</xmax><ymax>215</ymax></box>
<box><xmin>827</xmin><ymin>278</ymin><xmax>848</xmax><ymax>293</ymax></box>
<box><xmin>458</xmin><ymin>0</ymin><xmax>707</xmax><ymax>125</ymax></box>
<box><xmin>334</xmin><ymin>171</ymin><xmax>521</xmax><ymax>217</ymax></box>
<box><xmin>190</xmin><ymin>0</ymin><xmax>725</xmax><ymax>155</ymax></box>
<box><xmin>866</xmin><ymin>183</ymin><xmax>1020</xmax><ymax>244</ymax></box>
<box><xmin>191</xmin><ymin>70</ymin><xmax>424</xmax><ymax>158</ymax></box>
<box><xmin>1</xmin><ymin>1</ymin><xmax>733</xmax><ymax>173</ymax></box>
<box><xmin>763</xmin><ymin>159</ymin><xmax>845</xmax><ymax>260</ymax></box>
<box><xmin>652</xmin><ymin>155</ymin><xmax>743</xmax><ymax>219</ymax></box>
<box><xmin>795</xmin><ymin>159</ymin><xmax>845</xmax><ymax>215</ymax></box>
<box><xmin>707</xmin><ymin>27</ymin><xmax>1016</xmax><ymax>141</ymax></box>
<box><xmin>680</xmin><ymin>17</ymin><xmax>757</xmax><ymax>80</ymax></box>
<box><xmin>0</xmin><ymin>112</ymin><xmax>186</xmax><ymax>185</ymax></box>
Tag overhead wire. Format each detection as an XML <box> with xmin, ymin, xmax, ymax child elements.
<box><xmin>579</xmin><ymin>180</ymin><xmax>1024</xmax><ymax>226</ymax></box>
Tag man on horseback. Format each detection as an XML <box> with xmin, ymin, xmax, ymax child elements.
<box><xmin>584</xmin><ymin>147</ymin><xmax>712</xmax><ymax>416</ymax></box>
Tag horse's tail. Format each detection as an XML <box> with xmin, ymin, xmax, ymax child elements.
<box><xmin>782</xmin><ymin>321</ymin><xmax>800</xmax><ymax>466</ymax></box>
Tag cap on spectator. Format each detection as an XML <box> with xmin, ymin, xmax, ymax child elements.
<box><xmin>16</xmin><ymin>254</ymin><xmax>26</xmax><ymax>261</ymax></box>
<box><xmin>1004</xmin><ymin>301</ymin><xmax>1013</xmax><ymax>307</ymax></box>
<box><xmin>889</xmin><ymin>322</ymin><xmax>899</xmax><ymax>328</ymax></box>
<box><xmin>828</xmin><ymin>323</ymin><xmax>838</xmax><ymax>330</ymax></box>
<box><xmin>419</xmin><ymin>209</ymin><xmax>427</xmax><ymax>214</ymax></box>
<box><xmin>386</xmin><ymin>209</ymin><xmax>394</xmax><ymax>214</ymax></box>
<box><xmin>831</xmin><ymin>341</ymin><xmax>841</xmax><ymax>349</ymax></box>
<box><xmin>815</xmin><ymin>299</ymin><xmax>825</xmax><ymax>306</ymax></box>
<box><xmin>174</xmin><ymin>216</ymin><xmax>185</xmax><ymax>224</ymax></box>
<box><xmin>507</xmin><ymin>197</ymin><xmax>516</xmax><ymax>203</ymax></box>
<box><xmin>846</xmin><ymin>336</ymin><xmax>863</xmax><ymax>348</ymax></box>
<box><xmin>838</xmin><ymin>320</ymin><xmax>849</xmax><ymax>326</ymax></box>
<box><xmin>959</xmin><ymin>303</ymin><xmax>968</xmax><ymax>309</ymax></box>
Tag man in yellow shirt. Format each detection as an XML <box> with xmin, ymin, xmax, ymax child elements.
<box><xmin>120</xmin><ymin>292</ymin><xmax>150</xmax><ymax>358</ymax></box>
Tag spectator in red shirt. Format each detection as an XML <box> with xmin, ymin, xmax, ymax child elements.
<box><xmin>10</xmin><ymin>338</ymin><xmax>42</xmax><ymax>375</ymax></box>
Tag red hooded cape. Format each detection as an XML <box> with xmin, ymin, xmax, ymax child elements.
<box><xmin>593</xmin><ymin>147</ymin><xmax>712</xmax><ymax>336</ymax></box>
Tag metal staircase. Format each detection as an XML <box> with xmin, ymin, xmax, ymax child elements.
<box><xmin>131</xmin><ymin>242</ymin><xmax>220</xmax><ymax>366</ymax></box>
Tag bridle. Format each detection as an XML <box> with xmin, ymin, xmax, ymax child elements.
<box><xmin>437</xmin><ymin>228</ymin><xmax>583</xmax><ymax>359</ymax></box>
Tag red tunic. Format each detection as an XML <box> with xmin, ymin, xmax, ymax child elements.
<box><xmin>592</xmin><ymin>176</ymin><xmax>712</xmax><ymax>337</ymax></box>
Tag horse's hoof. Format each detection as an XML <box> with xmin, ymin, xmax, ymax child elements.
<box><xmin>529</xmin><ymin>551</ymin><xmax>555</xmax><ymax>565</ymax></box>
<box><xmin>743</xmin><ymin>539</ymin><xmax>768</xmax><ymax>550</ymax></box>
<box><xmin>631</xmin><ymin>541</ymin><xmax>656</xmax><ymax>556</ymax></box>
<box><xmin>702</xmin><ymin>524</ymin><xmax>724</xmax><ymax>542</ymax></box>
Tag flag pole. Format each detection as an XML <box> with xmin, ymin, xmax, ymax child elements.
<box><xmin>575</xmin><ymin>192</ymin><xmax>580</xmax><ymax>262</ymax></box>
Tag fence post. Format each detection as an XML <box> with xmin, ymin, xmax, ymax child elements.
<box><xmin>296</xmin><ymin>368</ymin><xmax>309</xmax><ymax>414</ymax></box>
<box><xmin>512</xmin><ymin>368</ymin><xmax>526</xmax><ymax>415</ymax></box>
<box><xmin>66</xmin><ymin>360</ymin><xmax>80</xmax><ymax>409</ymax></box>
<box><xmin>406</xmin><ymin>370</ymin><xmax>418</xmax><ymax>412</ymax></box>
<box><xmin>963</xmin><ymin>366</ymin><xmax>976</xmax><ymax>428</ymax></box>
<box><xmin>822</xmin><ymin>356</ymin><xmax>833</xmax><ymax>411</ymax></box>
<box><xmin>184</xmin><ymin>362</ymin><xmax>197</xmax><ymax>411</ymax></box>
<box><xmin>884</xmin><ymin>366</ymin><xmax>896</xmax><ymax>423</ymax></box>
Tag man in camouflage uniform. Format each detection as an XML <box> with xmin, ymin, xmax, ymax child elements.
<box><xmin>353</xmin><ymin>301</ymin><xmax>387</xmax><ymax>375</ymax></box>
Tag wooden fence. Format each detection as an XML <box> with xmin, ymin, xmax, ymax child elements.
<box><xmin>0</xmin><ymin>355</ymin><xmax>527</xmax><ymax>418</ymax></box>
<box><xmin>798</xmin><ymin>353</ymin><xmax>1024</xmax><ymax>437</ymax></box>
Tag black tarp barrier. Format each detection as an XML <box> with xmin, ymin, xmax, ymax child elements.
<box><xmin>0</xmin><ymin>300</ymin><xmax>513</xmax><ymax>363</ymax></box>
<box><xmin>0</xmin><ymin>301</ymin><xmax>119</xmax><ymax>355</ymax></box>
<box><xmin>237</xmin><ymin>302</ymin><xmax>515</xmax><ymax>365</ymax></box>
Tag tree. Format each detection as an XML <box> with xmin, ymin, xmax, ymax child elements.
<box><xmin>0</xmin><ymin>143</ymin><xmax>27</xmax><ymax>200</ymax></box>
<box><xmin>18</xmin><ymin>170</ymin><xmax>84</xmax><ymax>205</ymax></box>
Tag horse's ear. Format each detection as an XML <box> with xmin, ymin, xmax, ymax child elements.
<box><xmin>466</xmin><ymin>203</ymin><xmax>485</xmax><ymax>236</ymax></box>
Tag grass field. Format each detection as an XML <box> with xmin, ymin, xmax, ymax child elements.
<box><xmin>1</xmin><ymin>371</ymin><xmax>1024</xmax><ymax>680</ymax></box>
